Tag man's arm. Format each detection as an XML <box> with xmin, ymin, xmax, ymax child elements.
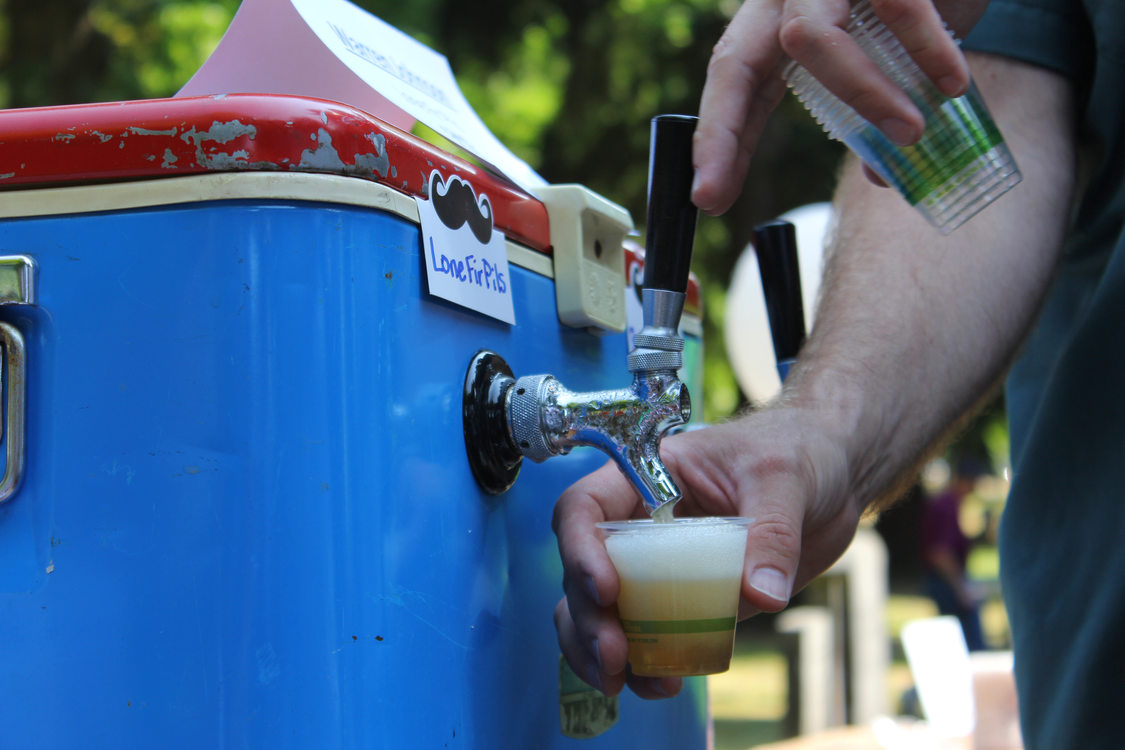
<box><xmin>553</xmin><ymin>52</ymin><xmax>1077</xmax><ymax>699</ymax></box>
<box><xmin>787</xmin><ymin>51</ymin><xmax>1077</xmax><ymax>511</ymax></box>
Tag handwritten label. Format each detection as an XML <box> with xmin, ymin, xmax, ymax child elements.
<box><xmin>418</xmin><ymin>170</ymin><xmax>515</xmax><ymax>324</ymax></box>
<box><xmin>288</xmin><ymin>0</ymin><xmax>545</xmax><ymax>194</ymax></box>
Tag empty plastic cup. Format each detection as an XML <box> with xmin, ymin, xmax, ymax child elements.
<box><xmin>782</xmin><ymin>0</ymin><xmax>1021</xmax><ymax>234</ymax></box>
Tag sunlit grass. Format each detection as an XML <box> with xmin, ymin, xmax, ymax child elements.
<box><xmin>710</xmin><ymin>642</ymin><xmax>788</xmax><ymax>749</ymax></box>
<box><xmin>709</xmin><ymin>646</ymin><xmax>788</xmax><ymax>720</ymax></box>
<box><xmin>885</xmin><ymin>594</ymin><xmax>938</xmax><ymax>639</ymax></box>
<box><xmin>710</xmin><ymin>590</ymin><xmax>1012</xmax><ymax>749</ymax></box>
<box><xmin>968</xmin><ymin>544</ymin><xmax>1000</xmax><ymax>581</ymax></box>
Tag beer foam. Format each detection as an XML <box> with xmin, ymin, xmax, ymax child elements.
<box><xmin>603</xmin><ymin>519</ymin><xmax>749</xmax><ymax>581</ymax></box>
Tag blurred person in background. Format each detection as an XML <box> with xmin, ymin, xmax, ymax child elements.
<box><xmin>921</xmin><ymin>455</ymin><xmax>989</xmax><ymax>651</ymax></box>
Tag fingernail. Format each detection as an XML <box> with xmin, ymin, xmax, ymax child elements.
<box><xmin>651</xmin><ymin>677</ymin><xmax>682</xmax><ymax>698</ymax></box>
<box><xmin>584</xmin><ymin>575</ymin><xmax>602</xmax><ymax>607</ymax></box>
<box><xmin>749</xmin><ymin>567</ymin><xmax>791</xmax><ymax>603</ymax></box>
<box><xmin>938</xmin><ymin>75</ymin><xmax>967</xmax><ymax>98</ymax></box>
<box><xmin>591</xmin><ymin>637</ymin><xmax>603</xmax><ymax>671</ymax></box>
<box><xmin>584</xmin><ymin>662</ymin><xmax>604</xmax><ymax>692</ymax></box>
<box><xmin>878</xmin><ymin>117</ymin><xmax>919</xmax><ymax>146</ymax></box>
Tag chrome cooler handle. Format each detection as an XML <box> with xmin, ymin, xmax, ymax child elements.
<box><xmin>0</xmin><ymin>321</ymin><xmax>26</xmax><ymax>505</ymax></box>
<box><xmin>0</xmin><ymin>255</ymin><xmax>36</xmax><ymax>506</ymax></box>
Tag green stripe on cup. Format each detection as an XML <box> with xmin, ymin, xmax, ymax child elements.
<box><xmin>621</xmin><ymin>617</ymin><xmax>736</xmax><ymax>635</ymax></box>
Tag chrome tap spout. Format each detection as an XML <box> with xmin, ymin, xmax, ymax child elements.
<box><xmin>507</xmin><ymin>367</ymin><xmax>690</xmax><ymax>515</ymax></box>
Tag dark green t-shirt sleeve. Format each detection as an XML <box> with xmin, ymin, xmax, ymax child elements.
<box><xmin>962</xmin><ymin>0</ymin><xmax>1095</xmax><ymax>82</ymax></box>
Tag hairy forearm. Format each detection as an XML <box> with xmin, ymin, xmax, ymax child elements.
<box><xmin>780</xmin><ymin>53</ymin><xmax>1077</xmax><ymax>510</ymax></box>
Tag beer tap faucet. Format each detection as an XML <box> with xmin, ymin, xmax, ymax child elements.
<box><xmin>462</xmin><ymin>115</ymin><xmax>699</xmax><ymax>517</ymax></box>
<box><xmin>753</xmin><ymin>219</ymin><xmax>807</xmax><ymax>382</ymax></box>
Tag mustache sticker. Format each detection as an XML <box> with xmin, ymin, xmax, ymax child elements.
<box><xmin>429</xmin><ymin>171</ymin><xmax>493</xmax><ymax>245</ymax></box>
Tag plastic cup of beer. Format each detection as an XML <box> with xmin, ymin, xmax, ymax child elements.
<box><xmin>597</xmin><ymin>517</ymin><xmax>752</xmax><ymax>677</ymax></box>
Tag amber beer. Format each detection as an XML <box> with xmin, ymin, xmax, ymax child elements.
<box><xmin>597</xmin><ymin>518</ymin><xmax>751</xmax><ymax>677</ymax></box>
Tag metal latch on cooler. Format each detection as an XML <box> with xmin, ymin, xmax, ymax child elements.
<box><xmin>537</xmin><ymin>184</ymin><xmax>633</xmax><ymax>332</ymax></box>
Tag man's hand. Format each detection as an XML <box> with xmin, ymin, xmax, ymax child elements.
<box><xmin>692</xmin><ymin>0</ymin><xmax>990</xmax><ymax>215</ymax></box>
<box><xmin>552</xmin><ymin>409</ymin><xmax>864</xmax><ymax>698</ymax></box>
<box><xmin>555</xmin><ymin>49</ymin><xmax>1077</xmax><ymax>700</ymax></box>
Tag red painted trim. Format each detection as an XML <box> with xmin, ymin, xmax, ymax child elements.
<box><xmin>0</xmin><ymin>93</ymin><xmax>550</xmax><ymax>253</ymax></box>
<box><xmin>685</xmin><ymin>273</ymin><xmax>703</xmax><ymax>320</ymax></box>
<box><xmin>0</xmin><ymin>93</ymin><xmax>704</xmax><ymax>310</ymax></box>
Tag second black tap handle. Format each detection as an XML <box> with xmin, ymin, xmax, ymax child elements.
<box><xmin>754</xmin><ymin>219</ymin><xmax>807</xmax><ymax>365</ymax></box>
<box><xmin>643</xmin><ymin>114</ymin><xmax>699</xmax><ymax>295</ymax></box>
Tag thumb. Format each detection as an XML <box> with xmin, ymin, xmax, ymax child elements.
<box><xmin>741</xmin><ymin>506</ymin><xmax>803</xmax><ymax>614</ymax></box>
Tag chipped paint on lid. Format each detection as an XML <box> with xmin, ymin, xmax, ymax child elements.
<box><xmin>0</xmin><ymin>94</ymin><xmax>550</xmax><ymax>253</ymax></box>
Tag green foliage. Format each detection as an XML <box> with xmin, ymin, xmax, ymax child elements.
<box><xmin>89</xmin><ymin>1</ymin><xmax>238</xmax><ymax>100</ymax></box>
<box><xmin>445</xmin><ymin>21</ymin><xmax>569</xmax><ymax>167</ymax></box>
<box><xmin>0</xmin><ymin>0</ymin><xmax>240</xmax><ymax>107</ymax></box>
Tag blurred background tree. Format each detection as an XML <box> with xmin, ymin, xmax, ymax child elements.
<box><xmin>0</xmin><ymin>0</ymin><xmax>851</xmax><ymax>423</ymax></box>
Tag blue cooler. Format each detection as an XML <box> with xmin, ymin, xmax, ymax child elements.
<box><xmin>0</xmin><ymin>95</ymin><xmax>708</xmax><ymax>748</ymax></box>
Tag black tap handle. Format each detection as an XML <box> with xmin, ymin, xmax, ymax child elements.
<box><xmin>754</xmin><ymin>220</ymin><xmax>806</xmax><ymax>364</ymax></box>
<box><xmin>643</xmin><ymin>114</ymin><xmax>699</xmax><ymax>295</ymax></box>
